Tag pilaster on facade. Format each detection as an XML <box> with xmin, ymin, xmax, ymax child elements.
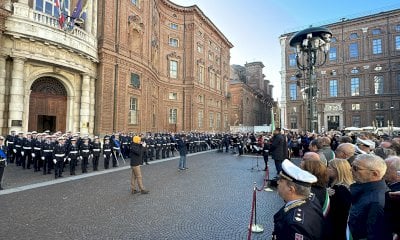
<box><xmin>0</xmin><ymin>55</ymin><xmax>6</xmax><ymax>135</ymax></box>
<box><xmin>80</xmin><ymin>74</ymin><xmax>91</xmax><ymax>134</ymax></box>
<box><xmin>8</xmin><ymin>57</ymin><xmax>25</xmax><ymax>132</ymax></box>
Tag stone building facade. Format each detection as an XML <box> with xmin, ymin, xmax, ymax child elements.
<box><xmin>96</xmin><ymin>0</ymin><xmax>233</xmax><ymax>135</ymax></box>
<box><xmin>281</xmin><ymin>9</ymin><xmax>400</xmax><ymax>132</ymax></box>
<box><xmin>0</xmin><ymin>0</ymin><xmax>98</xmax><ymax>135</ymax></box>
<box><xmin>230</xmin><ymin>62</ymin><xmax>274</xmax><ymax>127</ymax></box>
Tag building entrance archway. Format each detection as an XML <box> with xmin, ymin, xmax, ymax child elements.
<box><xmin>28</xmin><ymin>77</ymin><xmax>67</xmax><ymax>133</ymax></box>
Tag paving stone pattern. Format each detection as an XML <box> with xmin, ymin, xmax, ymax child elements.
<box><xmin>0</xmin><ymin>152</ymin><xmax>285</xmax><ymax>240</ymax></box>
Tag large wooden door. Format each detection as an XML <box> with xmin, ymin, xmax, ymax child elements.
<box><xmin>28</xmin><ymin>78</ymin><xmax>67</xmax><ymax>133</ymax></box>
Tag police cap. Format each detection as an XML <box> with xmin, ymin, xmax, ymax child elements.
<box><xmin>279</xmin><ymin>159</ymin><xmax>317</xmax><ymax>187</ymax></box>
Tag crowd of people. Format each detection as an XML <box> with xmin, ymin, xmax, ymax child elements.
<box><xmin>264</xmin><ymin>128</ymin><xmax>400</xmax><ymax>240</ymax></box>
<box><xmin>1</xmin><ymin>128</ymin><xmax>400</xmax><ymax>239</ymax></box>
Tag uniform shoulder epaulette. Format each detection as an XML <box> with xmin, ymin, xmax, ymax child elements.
<box><xmin>284</xmin><ymin>200</ymin><xmax>305</xmax><ymax>212</ymax></box>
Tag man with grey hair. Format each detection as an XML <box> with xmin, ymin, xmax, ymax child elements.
<box><xmin>273</xmin><ymin>159</ymin><xmax>323</xmax><ymax>240</ymax></box>
<box><xmin>384</xmin><ymin>156</ymin><xmax>400</xmax><ymax>238</ymax></box>
<box><xmin>335</xmin><ymin>143</ymin><xmax>356</xmax><ymax>164</ymax></box>
<box><xmin>347</xmin><ymin>154</ymin><xmax>391</xmax><ymax>240</ymax></box>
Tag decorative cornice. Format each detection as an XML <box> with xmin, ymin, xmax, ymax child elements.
<box><xmin>167</xmin><ymin>51</ymin><xmax>181</xmax><ymax>60</ymax></box>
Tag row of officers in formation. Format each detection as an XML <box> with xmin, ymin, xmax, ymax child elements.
<box><xmin>0</xmin><ymin>130</ymin><xmax>231</xmax><ymax>179</ymax></box>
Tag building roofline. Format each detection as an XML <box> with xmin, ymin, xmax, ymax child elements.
<box><xmin>160</xmin><ymin>0</ymin><xmax>234</xmax><ymax>48</ymax></box>
<box><xmin>280</xmin><ymin>7</ymin><xmax>400</xmax><ymax>38</ymax></box>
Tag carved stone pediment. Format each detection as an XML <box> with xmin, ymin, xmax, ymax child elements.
<box><xmin>167</xmin><ymin>52</ymin><xmax>180</xmax><ymax>60</ymax></box>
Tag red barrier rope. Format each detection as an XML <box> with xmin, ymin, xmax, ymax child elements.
<box><xmin>256</xmin><ymin>165</ymin><xmax>270</xmax><ymax>191</ymax></box>
<box><xmin>247</xmin><ymin>185</ymin><xmax>257</xmax><ymax>240</ymax></box>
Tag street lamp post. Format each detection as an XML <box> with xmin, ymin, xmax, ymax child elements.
<box><xmin>289</xmin><ymin>27</ymin><xmax>332</xmax><ymax>132</ymax></box>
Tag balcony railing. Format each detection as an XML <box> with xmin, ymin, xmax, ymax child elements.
<box><xmin>6</xmin><ymin>2</ymin><xmax>97</xmax><ymax>61</ymax></box>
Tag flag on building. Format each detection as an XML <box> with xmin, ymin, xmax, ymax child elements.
<box><xmin>55</xmin><ymin>0</ymin><xmax>65</xmax><ymax>28</ymax></box>
<box><xmin>71</xmin><ymin>0</ymin><xmax>83</xmax><ymax>20</ymax></box>
<box><xmin>80</xmin><ymin>0</ymin><xmax>89</xmax><ymax>21</ymax></box>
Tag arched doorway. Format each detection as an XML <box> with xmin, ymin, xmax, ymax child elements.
<box><xmin>28</xmin><ymin>77</ymin><xmax>67</xmax><ymax>133</ymax></box>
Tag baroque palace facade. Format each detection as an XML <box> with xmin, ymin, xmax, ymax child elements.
<box><xmin>0</xmin><ymin>0</ymin><xmax>233</xmax><ymax>136</ymax></box>
<box><xmin>96</xmin><ymin>0</ymin><xmax>233</xmax><ymax>135</ymax></box>
<box><xmin>230</xmin><ymin>62</ymin><xmax>274</xmax><ymax>127</ymax></box>
<box><xmin>280</xmin><ymin>9</ymin><xmax>400</xmax><ymax>132</ymax></box>
<box><xmin>1</xmin><ymin>0</ymin><xmax>98</xmax><ymax>135</ymax></box>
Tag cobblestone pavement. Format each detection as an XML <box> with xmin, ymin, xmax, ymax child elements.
<box><xmin>0</xmin><ymin>151</ymin><xmax>289</xmax><ymax>240</ymax></box>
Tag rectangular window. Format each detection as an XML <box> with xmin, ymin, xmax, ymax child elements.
<box><xmin>198</xmin><ymin>66</ymin><xmax>204</xmax><ymax>83</ymax></box>
<box><xmin>289</xmin><ymin>83</ymin><xmax>297</xmax><ymax>100</ymax></box>
<box><xmin>169</xmin><ymin>38</ymin><xmax>179</xmax><ymax>47</ymax></box>
<box><xmin>351</xmin><ymin>104</ymin><xmax>360</xmax><ymax>110</ymax></box>
<box><xmin>197</xmin><ymin>95</ymin><xmax>204</xmax><ymax>104</ymax></box>
<box><xmin>290</xmin><ymin>116</ymin><xmax>297</xmax><ymax>129</ymax></box>
<box><xmin>329</xmin><ymin>80</ymin><xmax>338</xmax><ymax>97</ymax></box>
<box><xmin>169</xmin><ymin>60</ymin><xmax>178</xmax><ymax>78</ymax></box>
<box><xmin>329</xmin><ymin>47</ymin><xmax>337</xmax><ymax>61</ymax></box>
<box><xmin>224</xmin><ymin>114</ymin><xmax>228</xmax><ymax>129</ymax></box>
<box><xmin>372</xmin><ymin>39</ymin><xmax>382</xmax><ymax>54</ymax></box>
<box><xmin>216</xmin><ymin>76</ymin><xmax>221</xmax><ymax>91</ymax></box>
<box><xmin>210</xmin><ymin>72</ymin><xmax>215</xmax><ymax>89</ymax></box>
<box><xmin>129</xmin><ymin>97</ymin><xmax>138</xmax><ymax>125</ymax></box>
<box><xmin>131</xmin><ymin>0</ymin><xmax>138</xmax><ymax>6</ymax></box>
<box><xmin>209</xmin><ymin>112</ymin><xmax>214</xmax><ymax>129</ymax></box>
<box><xmin>198</xmin><ymin>110</ymin><xmax>204</xmax><ymax>128</ymax></box>
<box><xmin>216</xmin><ymin>113</ymin><xmax>221</xmax><ymax>129</ymax></box>
<box><xmin>130</xmin><ymin>73</ymin><xmax>140</xmax><ymax>88</ymax></box>
<box><xmin>396</xmin><ymin>36</ymin><xmax>400</xmax><ymax>50</ymax></box>
<box><xmin>349</xmin><ymin>43</ymin><xmax>359</xmax><ymax>58</ymax></box>
<box><xmin>376</xmin><ymin>115</ymin><xmax>384</xmax><ymax>127</ymax></box>
<box><xmin>169</xmin><ymin>108</ymin><xmax>177</xmax><ymax>124</ymax></box>
<box><xmin>170</xmin><ymin>23</ymin><xmax>178</xmax><ymax>30</ymax></box>
<box><xmin>375</xmin><ymin>102</ymin><xmax>384</xmax><ymax>110</ymax></box>
<box><xmin>35</xmin><ymin>0</ymin><xmax>70</xmax><ymax>16</ymax></box>
<box><xmin>374</xmin><ymin>76</ymin><xmax>383</xmax><ymax>94</ymax></box>
<box><xmin>168</xmin><ymin>92</ymin><xmax>177</xmax><ymax>100</ymax></box>
<box><xmin>351</xmin><ymin>77</ymin><xmax>360</xmax><ymax>96</ymax></box>
<box><xmin>352</xmin><ymin>116</ymin><xmax>361</xmax><ymax>127</ymax></box>
<box><xmin>289</xmin><ymin>54</ymin><xmax>296</xmax><ymax>67</ymax></box>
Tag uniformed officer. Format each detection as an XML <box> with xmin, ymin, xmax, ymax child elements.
<box><xmin>103</xmin><ymin>137</ymin><xmax>112</xmax><ymax>169</ymax></box>
<box><xmin>14</xmin><ymin>132</ymin><xmax>24</xmax><ymax>166</ymax></box>
<box><xmin>53</xmin><ymin>137</ymin><xmax>66</xmax><ymax>179</ymax></box>
<box><xmin>91</xmin><ymin>136</ymin><xmax>101</xmax><ymax>171</ymax></box>
<box><xmin>41</xmin><ymin>135</ymin><xmax>54</xmax><ymax>175</ymax></box>
<box><xmin>32</xmin><ymin>132</ymin><xmax>43</xmax><ymax>172</ymax></box>
<box><xmin>147</xmin><ymin>135</ymin><xmax>155</xmax><ymax>161</ymax></box>
<box><xmin>80</xmin><ymin>137</ymin><xmax>91</xmax><ymax>173</ymax></box>
<box><xmin>67</xmin><ymin>138</ymin><xmax>79</xmax><ymax>175</ymax></box>
<box><xmin>272</xmin><ymin>159</ymin><xmax>323</xmax><ymax>240</ymax></box>
<box><xmin>0</xmin><ymin>136</ymin><xmax>7</xmax><ymax>190</ymax></box>
<box><xmin>155</xmin><ymin>135</ymin><xmax>162</xmax><ymax>160</ymax></box>
<box><xmin>111</xmin><ymin>133</ymin><xmax>121</xmax><ymax>167</ymax></box>
<box><xmin>22</xmin><ymin>132</ymin><xmax>34</xmax><ymax>169</ymax></box>
<box><xmin>5</xmin><ymin>130</ymin><xmax>16</xmax><ymax>164</ymax></box>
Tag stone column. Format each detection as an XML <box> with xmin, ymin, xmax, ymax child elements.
<box><xmin>92</xmin><ymin>0</ymin><xmax>97</xmax><ymax>36</ymax></box>
<box><xmin>0</xmin><ymin>55</ymin><xmax>6</xmax><ymax>135</ymax></box>
<box><xmin>84</xmin><ymin>0</ymin><xmax>93</xmax><ymax>34</ymax></box>
<box><xmin>89</xmin><ymin>77</ymin><xmax>95</xmax><ymax>135</ymax></box>
<box><xmin>79</xmin><ymin>74</ymin><xmax>90</xmax><ymax>134</ymax></box>
<box><xmin>8</xmin><ymin>57</ymin><xmax>25</xmax><ymax>132</ymax></box>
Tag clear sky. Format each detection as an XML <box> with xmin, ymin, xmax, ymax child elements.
<box><xmin>170</xmin><ymin>0</ymin><xmax>400</xmax><ymax>100</ymax></box>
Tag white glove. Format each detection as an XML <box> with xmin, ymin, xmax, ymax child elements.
<box><xmin>63</xmin><ymin>158</ymin><xmax>66</xmax><ymax>162</ymax></box>
<box><xmin>79</xmin><ymin>156</ymin><xmax>83</xmax><ymax>160</ymax></box>
<box><xmin>4</xmin><ymin>160</ymin><xmax>7</xmax><ymax>167</ymax></box>
<box><xmin>32</xmin><ymin>153</ymin><xmax>36</xmax><ymax>158</ymax></box>
<box><xmin>21</xmin><ymin>151</ymin><xmax>25</xmax><ymax>156</ymax></box>
<box><xmin>41</xmin><ymin>156</ymin><xmax>45</xmax><ymax>160</ymax></box>
<box><xmin>103</xmin><ymin>154</ymin><xmax>106</xmax><ymax>158</ymax></box>
<box><xmin>68</xmin><ymin>158</ymin><xmax>71</xmax><ymax>162</ymax></box>
<box><xmin>13</xmin><ymin>149</ymin><xmax>16</xmax><ymax>153</ymax></box>
<box><xmin>90</xmin><ymin>154</ymin><xmax>93</xmax><ymax>158</ymax></box>
<box><xmin>53</xmin><ymin>159</ymin><xmax>56</xmax><ymax>164</ymax></box>
<box><xmin>142</xmin><ymin>142</ymin><xmax>147</xmax><ymax>147</ymax></box>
